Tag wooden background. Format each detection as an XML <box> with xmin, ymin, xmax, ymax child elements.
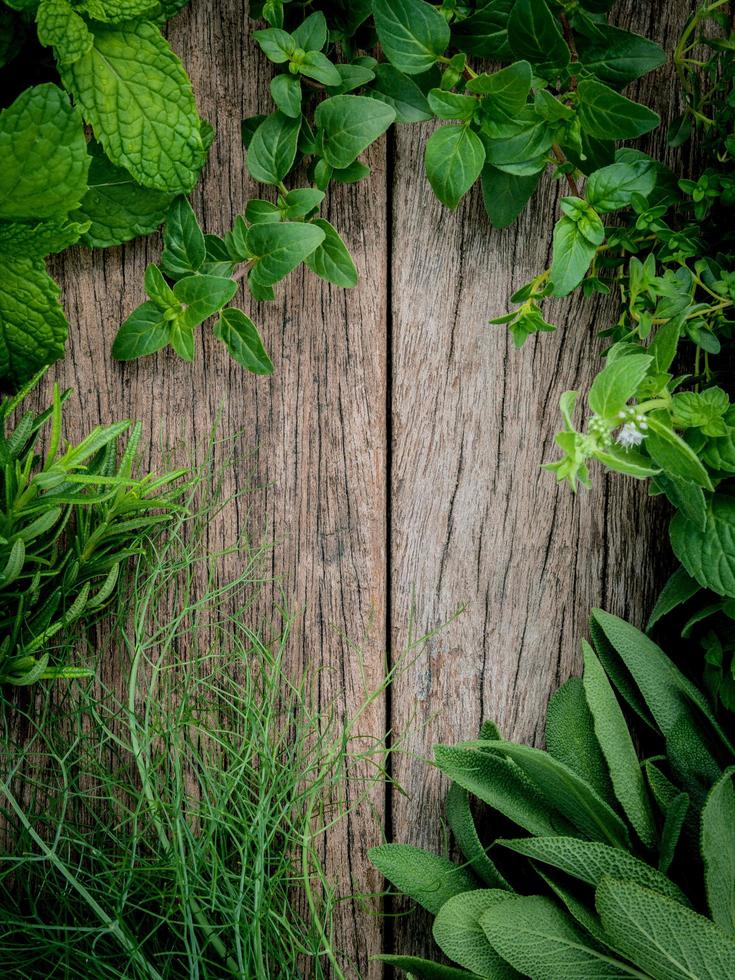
<box><xmin>45</xmin><ymin>1</ymin><xmax>691</xmax><ymax>975</ymax></box>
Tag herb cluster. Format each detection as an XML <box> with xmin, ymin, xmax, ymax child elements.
<box><xmin>373</xmin><ymin>611</ymin><xmax>735</xmax><ymax>979</ymax></box>
<box><xmin>0</xmin><ymin>0</ymin><xmax>206</xmax><ymax>386</ymax></box>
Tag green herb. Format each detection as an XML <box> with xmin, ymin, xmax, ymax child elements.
<box><xmin>372</xmin><ymin>610</ymin><xmax>735</xmax><ymax>978</ymax></box>
<box><xmin>0</xmin><ymin>458</ymin><xmax>394</xmax><ymax>978</ymax></box>
<box><xmin>0</xmin><ymin>368</ymin><xmax>185</xmax><ymax>685</ymax></box>
<box><xmin>0</xmin><ymin>0</ymin><xmax>207</xmax><ymax>387</ymax></box>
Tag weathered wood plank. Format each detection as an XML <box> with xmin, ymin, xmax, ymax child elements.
<box><xmin>45</xmin><ymin>2</ymin><xmax>389</xmax><ymax>975</ymax></box>
<box><xmin>388</xmin><ymin>1</ymin><xmax>695</xmax><ymax>961</ymax></box>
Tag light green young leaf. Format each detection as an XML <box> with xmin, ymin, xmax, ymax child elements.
<box><xmin>582</xmin><ymin>641</ymin><xmax>656</xmax><ymax>848</ymax></box>
<box><xmin>247</xmin><ymin>111</ymin><xmax>301</xmax><ymax>186</ymax></box>
<box><xmin>60</xmin><ymin>20</ymin><xmax>204</xmax><ymax>193</ymax></box>
<box><xmin>577</xmin><ymin>79</ymin><xmax>660</xmax><ymax>140</ymax></box>
<box><xmin>587</xmin><ymin>354</ymin><xmax>652</xmax><ymax>418</ymax></box>
<box><xmin>545</xmin><ymin>676</ymin><xmax>613</xmax><ymax>803</ymax></box>
<box><xmin>315</xmin><ymin>94</ymin><xmax>395</xmax><ymax>169</ymax></box>
<box><xmin>593</xmin><ymin>446</ymin><xmax>660</xmax><ymax>480</ymax></box>
<box><xmin>213</xmin><ymin>308</ymin><xmax>273</xmax><ymax>375</ymax></box>
<box><xmin>372</xmin><ymin>0</ymin><xmax>450</xmax><ymax>74</ymax></box>
<box><xmin>247</xmin><ymin>221</ymin><xmax>325</xmax><ymax>286</ymax></box>
<box><xmin>481</xmin><ymin>895</ymin><xmax>634</xmax><ymax>978</ymax></box>
<box><xmin>433</xmin><ymin>890</ymin><xmax>521</xmax><ymax>978</ymax></box>
<box><xmin>161</xmin><ymin>197</ymin><xmax>206</xmax><ymax>280</ymax></box>
<box><xmin>0</xmin><ymin>256</ymin><xmax>68</xmax><ymax>384</ymax></box>
<box><xmin>369</xmin><ymin>843</ymin><xmax>475</xmax><ymax>915</ymax></box>
<box><xmin>77</xmin><ymin>140</ymin><xmax>175</xmax><ymax>248</ymax></box>
<box><xmin>111</xmin><ymin>300</ymin><xmax>169</xmax><ymax>361</ymax></box>
<box><xmin>424</xmin><ymin>125</ymin><xmax>485</xmax><ymax>209</ymax></box>
<box><xmin>500</xmin><ymin>836</ymin><xmax>686</xmax><ymax>905</ymax></box>
<box><xmin>702</xmin><ymin>768</ymin><xmax>735</xmax><ymax>935</ymax></box>
<box><xmin>550</xmin><ymin>216</ymin><xmax>598</xmax><ymax>296</ymax></box>
<box><xmin>303</xmin><ymin>218</ymin><xmax>358</xmax><ymax>288</ymax></box>
<box><xmin>597</xmin><ymin>878</ymin><xmax>735</xmax><ymax>980</ymax></box>
<box><xmin>507</xmin><ymin>0</ymin><xmax>569</xmax><ymax>73</ymax></box>
<box><xmin>36</xmin><ymin>0</ymin><xmax>92</xmax><ymax>64</ymax></box>
<box><xmin>0</xmin><ymin>83</ymin><xmax>89</xmax><ymax>220</ymax></box>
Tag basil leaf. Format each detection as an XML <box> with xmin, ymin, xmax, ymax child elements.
<box><xmin>246</xmin><ymin>221</ymin><xmax>325</xmax><ymax>286</ymax></box>
<box><xmin>298</xmin><ymin>50</ymin><xmax>342</xmax><ymax>87</ymax></box>
<box><xmin>550</xmin><ymin>216</ymin><xmax>597</xmax><ymax>296</ymax></box>
<box><xmin>427</xmin><ymin>89</ymin><xmax>477</xmax><ymax>122</ymax></box>
<box><xmin>291</xmin><ymin>10</ymin><xmax>327</xmax><ymax>51</ymax></box>
<box><xmin>587</xmin><ymin>354</ymin><xmax>652</xmax><ymax>417</ymax></box>
<box><xmin>585</xmin><ymin>160</ymin><xmax>657</xmax><ymax>212</ymax></box>
<box><xmin>315</xmin><ymin>94</ymin><xmax>395</xmax><ymax>168</ymax></box>
<box><xmin>507</xmin><ymin>0</ymin><xmax>569</xmax><ymax>72</ymax></box>
<box><xmin>112</xmin><ymin>300</ymin><xmax>169</xmax><ymax>360</ymax></box>
<box><xmin>577</xmin><ymin>25</ymin><xmax>666</xmax><ymax>87</ymax></box>
<box><xmin>161</xmin><ymin>197</ymin><xmax>206</xmax><ymax>280</ymax></box>
<box><xmin>213</xmin><ymin>307</ymin><xmax>273</xmax><ymax>375</ymax></box>
<box><xmin>467</xmin><ymin>60</ymin><xmax>532</xmax><ymax>113</ymax></box>
<box><xmin>452</xmin><ymin>0</ymin><xmax>513</xmax><ymax>60</ymax></box>
<box><xmin>372</xmin><ymin>0</ymin><xmax>450</xmax><ymax>75</ymax></box>
<box><xmin>368</xmin><ymin>63</ymin><xmax>432</xmax><ymax>122</ymax></box>
<box><xmin>303</xmin><ymin>218</ymin><xmax>358</xmax><ymax>287</ymax></box>
<box><xmin>424</xmin><ymin>124</ymin><xmax>485</xmax><ymax>209</ymax></box>
<box><xmin>270</xmin><ymin>73</ymin><xmax>301</xmax><ymax>118</ymax></box>
<box><xmin>246</xmin><ymin>111</ymin><xmax>301</xmax><ymax>185</ymax></box>
<box><xmin>173</xmin><ymin>274</ymin><xmax>238</xmax><ymax>328</ymax></box>
<box><xmin>481</xmin><ymin>165</ymin><xmax>540</xmax><ymax>227</ymax></box>
<box><xmin>577</xmin><ymin>79</ymin><xmax>660</xmax><ymax>139</ymax></box>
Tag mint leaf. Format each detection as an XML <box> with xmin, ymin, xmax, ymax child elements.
<box><xmin>671</xmin><ymin>495</ymin><xmax>735</xmax><ymax>598</ymax></box>
<box><xmin>577</xmin><ymin>79</ymin><xmax>660</xmax><ymax>140</ymax></box>
<box><xmin>161</xmin><ymin>197</ymin><xmax>206</xmax><ymax>280</ymax></box>
<box><xmin>0</xmin><ymin>218</ymin><xmax>88</xmax><ymax>257</ymax></box>
<box><xmin>77</xmin><ymin>140</ymin><xmax>175</xmax><ymax>248</ymax></box>
<box><xmin>0</xmin><ymin>256</ymin><xmax>67</xmax><ymax>383</ymax></box>
<box><xmin>372</xmin><ymin>0</ymin><xmax>450</xmax><ymax>75</ymax></box>
<box><xmin>76</xmin><ymin>0</ymin><xmax>159</xmax><ymax>22</ymax></box>
<box><xmin>425</xmin><ymin>125</ymin><xmax>485</xmax><ymax>209</ymax></box>
<box><xmin>587</xmin><ymin>354</ymin><xmax>652</xmax><ymax>417</ymax></box>
<box><xmin>36</xmin><ymin>0</ymin><xmax>92</xmax><ymax>65</ymax></box>
<box><xmin>0</xmin><ymin>83</ymin><xmax>89</xmax><ymax>220</ymax></box>
<box><xmin>60</xmin><ymin>20</ymin><xmax>204</xmax><ymax>193</ymax></box>
<box><xmin>645</xmin><ymin>415</ymin><xmax>713</xmax><ymax>489</ymax></box>
<box><xmin>507</xmin><ymin>0</ymin><xmax>569</xmax><ymax>73</ymax></box>
<box><xmin>213</xmin><ymin>308</ymin><xmax>273</xmax><ymax>375</ymax></box>
<box><xmin>112</xmin><ymin>300</ymin><xmax>169</xmax><ymax>360</ymax></box>
<box><xmin>315</xmin><ymin>94</ymin><xmax>395</xmax><ymax>169</ymax></box>
<box><xmin>247</xmin><ymin>221</ymin><xmax>325</xmax><ymax>286</ymax></box>
<box><xmin>550</xmin><ymin>216</ymin><xmax>598</xmax><ymax>296</ymax></box>
<box><xmin>246</xmin><ymin>111</ymin><xmax>301</xmax><ymax>185</ymax></box>
<box><xmin>303</xmin><ymin>218</ymin><xmax>358</xmax><ymax>287</ymax></box>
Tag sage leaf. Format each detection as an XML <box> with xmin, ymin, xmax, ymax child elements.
<box><xmin>433</xmin><ymin>890</ymin><xmax>521</xmax><ymax>978</ymax></box>
<box><xmin>545</xmin><ymin>676</ymin><xmax>613</xmax><ymax>803</ymax></box>
<box><xmin>596</xmin><ymin>878</ymin><xmax>735</xmax><ymax>980</ymax></box>
<box><xmin>315</xmin><ymin>94</ymin><xmax>395</xmax><ymax>168</ymax></box>
<box><xmin>445</xmin><ymin>783</ymin><xmax>511</xmax><ymax>889</ymax></box>
<box><xmin>213</xmin><ymin>308</ymin><xmax>273</xmax><ymax>375</ymax></box>
<box><xmin>372</xmin><ymin>0</ymin><xmax>450</xmax><ymax>75</ymax></box>
<box><xmin>582</xmin><ymin>641</ymin><xmax>657</xmax><ymax>848</ymax></box>
<box><xmin>481</xmin><ymin>895</ymin><xmax>634</xmax><ymax>978</ymax></box>
<box><xmin>577</xmin><ymin>79</ymin><xmax>660</xmax><ymax>140</ymax></box>
<box><xmin>376</xmin><ymin>956</ymin><xmax>478</xmax><ymax>979</ymax></box>
<box><xmin>702</xmin><ymin>768</ymin><xmax>735</xmax><ymax>934</ymax></box>
<box><xmin>303</xmin><ymin>218</ymin><xmax>358</xmax><ymax>288</ymax></box>
<box><xmin>247</xmin><ymin>111</ymin><xmax>301</xmax><ymax>186</ymax></box>
<box><xmin>424</xmin><ymin>125</ymin><xmax>485</xmax><ymax>209</ymax></box>
<box><xmin>368</xmin><ymin>843</ymin><xmax>475</xmax><ymax>915</ymax></box>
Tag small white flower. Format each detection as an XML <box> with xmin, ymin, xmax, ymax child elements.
<box><xmin>617</xmin><ymin>423</ymin><xmax>645</xmax><ymax>448</ymax></box>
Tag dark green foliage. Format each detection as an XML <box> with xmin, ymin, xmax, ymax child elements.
<box><xmin>372</xmin><ymin>611</ymin><xmax>735</xmax><ymax>978</ymax></box>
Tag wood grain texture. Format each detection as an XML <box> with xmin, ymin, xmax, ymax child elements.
<box><xmin>389</xmin><ymin>0</ymin><xmax>696</xmax><ymax>962</ymax></box>
<box><xmin>45</xmin><ymin>2</ymin><xmax>389</xmax><ymax>976</ymax></box>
